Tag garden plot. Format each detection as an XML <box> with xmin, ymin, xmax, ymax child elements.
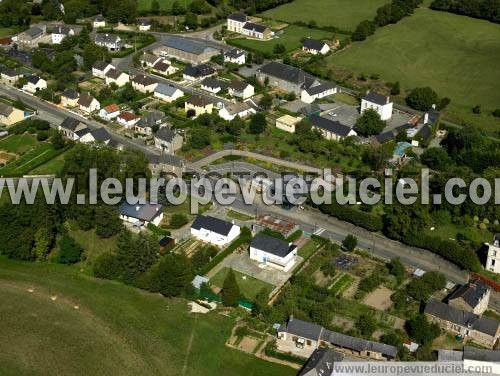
<box><xmin>328</xmin><ymin>272</ymin><xmax>354</xmax><ymax>297</ymax></box>
<box><xmin>362</xmin><ymin>286</ymin><xmax>394</xmax><ymax>311</ymax></box>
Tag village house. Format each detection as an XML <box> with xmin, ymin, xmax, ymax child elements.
<box><xmin>218</xmin><ymin>101</ymin><xmax>255</xmax><ymax>121</ymax></box>
<box><xmin>190</xmin><ymin>215</ymin><xmax>241</xmax><ymax>247</ymax></box>
<box><xmin>485</xmin><ymin>234</ymin><xmax>500</xmax><ymax>273</ymax></box>
<box><xmin>275</xmin><ymin>114</ymin><xmax>302</xmax><ymax>133</ymax></box>
<box><xmin>93</xmin><ymin>15</ymin><xmax>106</xmax><ymax>28</ymax></box>
<box><xmin>249</xmin><ymin>234</ymin><xmax>297</xmax><ymax>272</ymax></box>
<box><xmin>131</xmin><ymin>74</ymin><xmax>158</xmax><ymax>93</ymax></box>
<box><xmin>104</xmin><ymin>68</ymin><xmax>129</xmax><ymax>87</ymax></box>
<box><xmin>95</xmin><ymin>33</ymin><xmax>121</xmax><ymax>51</ymax></box>
<box><xmin>185</xmin><ymin>95</ymin><xmax>214</xmax><ymax>117</ymax></box>
<box><xmin>135</xmin><ymin>110</ymin><xmax>167</xmax><ymax>136</ymax></box>
<box><xmin>151</xmin><ymin>60</ymin><xmax>178</xmax><ymax>76</ymax></box>
<box><xmin>153</xmin><ymin>36</ymin><xmax>219</xmax><ymax>64</ymax></box>
<box><xmin>153</xmin><ymin>126</ymin><xmax>183</xmax><ymax>153</ymax></box>
<box><xmin>446</xmin><ymin>280</ymin><xmax>491</xmax><ymax>315</ymax></box>
<box><xmin>77</xmin><ymin>94</ymin><xmax>100</xmax><ymax>114</ymax></box>
<box><xmin>0</xmin><ymin>68</ymin><xmax>21</xmax><ymax>84</ymax></box>
<box><xmin>23</xmin><ymin>75</ymin><xmax>47</xmax><ymax>93</ymax></box>
<box><xmin>117</xmin><ymin>111</ymin><xmax>140</xmax><ymax>128</ymax></box>
<box><xmin>277</xmin><ymin>316</ymin><xmax>397</xmax><ymax>360</ymax></box>
<box><xmin>119</xmin><ymin>201</ymin><xmax>164</xmax><ymax>227</ymax></box>
<box><xmin>138</xmin><ymin>19</ymin><xmax>151</xmax><ymax>31</ymax></box>
<box><xmin>228</xmin><ymin>80</ymin><xmax>254</xmax><ymax>99</ymax></box>
<box><xmin>301</xmin><ymin>82</ymin><xmax>336</xmax><ymax>104</ymax></box>
<box><xmin>148</xmin><ymin>153</ymin><xmax>184</xmax><ymax>177</ymax></box>
<box><xmin>200</xmin><ymin>77</ymin><xmax>227</xmax><ymax>94</ymax></box>
<box><xmin>51</xmin><ymin>25</ymin><xmax>76</xmax><ymax>44</ymax></box>
<box><xmin>183</xmin><ymin>64</ymin><xmax>216</xmax><ymax>82</ymax></box>
<box><xmin>0</xmin><ymin>102</ymin><xmax>25</xmax><ymax>126</ymax></box>
<box><xmin>439</xmin><ymin>347</ymin><xmax>500</xmax><ymax>375</ymax></box>
<box><xmin>309</xmin><ymin>114</ymin><xmax>357</xmax><ymax>141</ymax></box>
<box><xmin>16</xmin><ymin>25</ymin><xmax>45</xmax><ymax>48</ymax></box>
<box><xmin>154</xmin><ymin>83</ymin><xmax>184</xmax><ymax>103</ymax></box>
<box><xmin>241</xmin><ymin>22</ymin><xmax>272</xmax><ymax>40</ymax></box>
<box><xmin>299</xmin><ymin>348</ymin><xmax>344</xmax><ymax>376</ymax></box>
<box><xmin>99</xmin><ymin>104</ymin><xmax>120</xmax><ymax>121</ymax></box>
<box><xmin>92</xmin><ymin>61</ymin><xmax>114</xmax><ymax>79</ymax></box>
<box><xmin>60</xmin><ymin>88</ymin><xmax>79</xmax><ymax>107</ymax></box>
<box><xmin>59</xmin><ymin>117</ymin><xmax>87</xmax><ymax>140</ymax></box>
<box><xmin>224</xmin><ymin>48</ymin><xmax>246</xmax><ymax>65</ymax></box>
<box><xmin>361</xmin><ymin>91</ymin><xmax>393</xmax><ymax>121</ymax></box>
<box><xmin>302</xmin><ymin>38</ymin><xmax>330</xmax><ymax>55</ymax></box>
<box><xmin>424</xmin><ymin>299</ymin><xmax>500</xmax><ymax>348</ymax></box>
<box><xmin>227</xmin><ymin>12</ymin><xmax>247</xmax><ymax>33</ymax></box>
<box><xmin>140</xmin><ymin>53</ymin><xmax>162</xmax><ymax>68</ymax></box>
<box><xmin>78</xmin><ymin>127</ymin><xmax>113</xmax><ymax>145</ymax></box>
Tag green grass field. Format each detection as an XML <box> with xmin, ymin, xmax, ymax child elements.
<box><xmin>0</xmin><ymin>143</ymin><xmax>61</xmax><ymax>176</ymax></box>
<box><xmin>210</xmin><ymin>268</ymin><xmax>273</xmax><ymax>301</ymax></box>
<box><xmin>326</xmin><ymin>8</ymin><xmax>500</xmax><ymax>131</ymax></box>
<box><xmin>0</xmin><ymin>257</ymin><xmax>294</xmax><ymax>376</ymax></box>
<box><xmin>28</xmin><ymin>150</ymin><xmax>68</xmax><ymax>175</ymax></box>
<box><xmin>297</xmin><ymin>240</ymin><xmax>319</xmax><ymax>259</ymax></box>
<box><xmin>138</xmin><ymin>0</ymin><xmax>193</xmax><ymax>11</ymax></box>
<box><xmin>228</xmin><ymin>25</ymin><xmax>333</xmax><ymax>55</ymax></box>
<box><xmin>0</xmin><ymin>134</ymin><xmax>38</xmax><ymax>154</ymax></box>
<box><xmin>261</xmin><ymin>0</ymin><xmax>389</xmax><ymax>31</ymax></box>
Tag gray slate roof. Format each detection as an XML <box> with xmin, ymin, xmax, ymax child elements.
<box><xmin>250</xmin><ymin>234</ymin><xmax>295</xmax><ymax>258</ymax></box>
<box><xmin>323</xmin><ymin>331</ymin><xmax>397</xmax><ymax>358</ymax></box>
<box><xmin>148</xmin><ymin>153</ymin><xmax>183</xmax><ymax>168</ymax></box>
<box><xmin>25</xmin><ymin>26</ymin><xmax>43</xmax><ymax>38</ymax></box>
<box><xmin>60</xmin><ymin>117</ymin><xmax>82</xmax><ymax>131</ymax></box>
<box><xmin>201</xmin><ymin>77</ymin><xmax>226</xmax><ymax>90</ymax></box>
<box><xmin>93</xmin><ymin>61</ymin><xmax>112</xmax><ymax>71</ymax></box>
<box><xmin>280</xmin><ymin>317</ymin><xmax>324</xmax><ymax>341</ymax></box>
<box><xmin>154</xmin><ymin>126</ymin><xmax>176</xmax><ymax>142</ymax></box>
<box><xmin>299</xmin><ymin>348</ymin><xmax>343</xmax><ymax>376</ymax></box>
<box><xmin>191</xmin><ymin>215</ymin><xmax>234</xmax><ymax>236</ymax></box>
<box><xmin>164</xmin><ymin>36</ymin><xmax>217</xmax><ymax>55</ymax></box>
<box><xmin>1</xmin><ymin>67</ymin><xmax>18</xmax><ymax>77</ymax></box>
<box><xmin>95</xmin><ymin>33</ymin><xmax>120</xmax><ymax>44</ymax></box>
<box><xmin>447</xmin><ymin>280</ymin><xmax>490</xmax><ymax>309</ymax></box>
<box><xmin>140</xmin><ymin>54</ymin><xmax>159</xmax><ymax>64</ymax></box>
<box><xmin>62</xmin><ymin>88</ymin><xmax>79</xmax><ymax>99</ymax></box>
<box><xmin>27</xmin><ymin>75</ymin><xmax>41</xmax><ymax>84</ymax></box>
<box><xmin>105</xmin><ymin>68</ymin><xmax>123</xmax><ymax>79</ymax></box>
<box><xmin>138</xmin><ymin>110</ymin><xmax>166</xmax><ymax>128</ymax></box>
<box><xmin>243</xmin><ymin>22</ymin><xmax>267</xmax><ymax>33</ymax></box>
<box><xmin>425</xmin><ymin>299</ymin><xmax>500</xmax><ymax>336</ymax></box>
<box><xmin>464</xmin><ymin>346</ymin><xmax>500</xmax><ymax>362</ymax></box>
<box><xmin>363</xmin><ymin>91</ymin><xmax>389</xmax><ymax>106</ymax></box>
<box><xmin>0</xmin><ymin>102</ymin><xmax>13</xmax><ymax>117</ymax></box>
<box><xmin>228</xmin><ymin>12</ymin><xmax>247</xmax><ymax>22</ymax></box>
<box><xmin>304</xmin><ymin>82</ymin><xmax>335</xmax><ymax>96</ymax></box>
<box><xmin>155</xmin><ymin>83</ymin><xmax>182</xmax><ymax>97</ymax></box>
<box><xmin>119</xmin><ymin>201</ymin><xmax>163</xmax><ymax>222</ymax></box>
<box><xmin>224</xmin><ymin>48</ymin><xmax>245</xmax><ymax>59</ymax></box>
<box><xmin>90</xmin><ymin>127</ymin><xmax>111</xmax><ymax>142</ymax></box>
<box><xmin>309</xmin><ymin>114</ymin><xmax>352</xmax><ymax>137</ymax></box>
<box><xmin>184</xmin><ymin>63</ymin><xmax>215</xmax><ymax>78</ymax></box>
<box><xmin>259</xmin><ymin>62</ymin><xmax>317</xmax><ymax>89</ymax></box>
<box><xmin>303</xmin><ymin>38</ymin><xmax>327</xmax><ymax>51</ymax></box>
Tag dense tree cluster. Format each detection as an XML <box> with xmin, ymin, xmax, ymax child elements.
<box><xmin>430</xmin><ymin>0</ymin><xmax>500</xmax><ymax>23</ymax></box>
<box><xmin>355</xmin><ymin>109</ymin><xmax>386</xmax><ymax>136</ymax></box>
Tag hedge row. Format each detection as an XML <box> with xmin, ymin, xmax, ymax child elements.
<box><xmin>318</xmin><ymin>202</ymin><xmax>383</xmax><ymax>232</ymax></box>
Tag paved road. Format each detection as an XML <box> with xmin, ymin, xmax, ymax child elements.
<box><xmin>0</xmin><ymin>86</ymin><xmax>159</xmax><ymax>158</ymax></box>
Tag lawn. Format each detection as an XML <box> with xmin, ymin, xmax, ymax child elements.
<box><xmin>0</xmin><ymin>134</ymin><xmax>38</xmax><ymax>154</ymax></box>
<box><xmin>210</xmin><ymin>268</ymin><xmax>273</xmax><ymax>301</ymax></box>
<box><xmin>0</xmin><ymin>257</ymin><xmax>294</xmax><ymax>376</ymax></box>
<box><xmin>297</xmin><ymin>239</ymin><xmax>319</xmax><ymax>259</ymax></box>
<box><xmin>28</xmin><ymin>150</ymin><xmax>68</xmax><ymax>175</ymax></box>
<box><xmin>68</xmin><ymin>228</ymin><xmax>118</xmax><ymax>266</ymax></box>
<box><xmin>261</xmin><ymin>0</ymin><xmax>389</xmax><ymax>31</ymax></box>
<box><xmin>0</xmin><ymin>143</ymin><xmax>62</xmax><ymax>176</ymax></box>
<box><xmin>326</xmin><ymin>8</ymin><xmax>500</xmax><ymax>132</ymax></box>
<box><xmin>0</xmin><ymin>27</ymin><xmax>17</xmax><ymax>37</ymax></box>
<box><xmin>228</xmin><ymin>25</ymin><xmax>333</xmax><ymax>55</ymax></box>
<box><xmin>227</xmin><ymin>209</ymin><xmax>254</xmax><ymax>221</ymax></box>
<box><xmin>138</xmin><ymin>0</ymin><xmax>193</xmax><ymax>11</ymax></box>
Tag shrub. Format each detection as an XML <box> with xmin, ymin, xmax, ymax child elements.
<box><xmin>57</xmin><ymin>235</ymin><xmax>83</xmax><ymax>264</ymax></box>
<box><xmin>406</xmin><ymin>87</ymin><xmax>438</xmax><ymax>111</ymax></box>
<box><xmin>169</xmin><ymin>213</ymin><xmax>189</xmax><ymax>228</ymax></box>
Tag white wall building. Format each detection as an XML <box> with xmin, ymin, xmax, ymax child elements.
<box><xmin>190</xmin><ymin>215</ymin><xmax>240</xmax><ymax>247</ymax></box>
<box><xmin>486</xmin><ymin>234</ymin><xmax>500</xmax><ymax>273</ymax></box>
<box><xmin>361</xmin><ymin>91</ymin><xmax>393</xmax><ymax>121</ymax></box>
<box><xmin>227</xmin><ymin>12</ymin><xmax>247</xmax><ymax>33</ymax></box>
<box><xmin>249</xmin><ymin>234</ymin><xmax>297</xmax><ymax>272</ymax></box>
<box><xmin>119</xmin><ymin>202</ymin><xmax>164</xmax><ymax>227</ymax></box>
<box><xmin>23</xmin><ymin>75</ymin><xmax>47</xmax><ymax>93</ymax></box>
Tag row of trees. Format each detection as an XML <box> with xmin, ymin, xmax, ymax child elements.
<box><xmin>431</xmin><ymin>0</ymin><xmax>500</xmax><ymax>23</ymax></box>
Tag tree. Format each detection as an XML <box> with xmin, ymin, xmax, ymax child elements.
<box><xmin>406</xmin><ymin>271</ymin><xmax>445</xmax><ymax>301</ymax></box>
<box><xmin>356</xmin><ymin>312</ymin><xmax>377</xmax><ymax>337</ymax></box>
<box><xmin>51</xmin><ymin>131</ymin><xmax>66</xmax><ymax>150</ymax></box>
<box><xmin>493</xmin><ymin>109</ymin><xmax>500</xmax><ymax>118</ymax></box>
<box><xmin>421</xmin><ymin>147</ymin><xmax>452</xmax><ymax>170</ymax></box>
<box><xmin>151</xmin><ymin>253</ymin><xmax>193</xmax><ymax>296</ymax></box>
<box><xmin>273</xmin><ymin>43</ymin><xmax>286</xmax><ymax>54</ymax></box>
<box><xmin>390</xmin><ymin>81</ymin><xmax>400</xmax><ymax>95</ymax></box>
<box><xmin>95</xmin><ymin>205</ymin><xmax>122</xmax><ymax>238</ymax></box>
<box><xmin>184</xmin><ymin>12</ymin><xmax>198</xmax><ymax>29</ymax></box>
<box><xmin>169</xmin><ymin>213</ymin><xmax>189</xmax><ymax>228</ymax></box>
<box><xmin>249</xmin><ymin>112</ymin><xmax>267</xmax><ymax>134</ymax></box>
<box><xmin>189</xmin><ymin>127</ymin><xmax>211</xmax><ymax>148</ymax></box>
<box><xmin>355</xmin><ymin>109</ymin><xmax>386</xmax><ymax>136</ymax></box>
<box><xmin>406</xmin><ymin>314</ymin><xmax>440</xmax><ymax>344</ymax></box>
<box><xmin>222</xmin><ymin>268</ymin><xmax>240</xmax><ymax>307</ymax></box>
<box><xmin>472</xmin><ymin>104</ymin><xmax>481</xmax><ymax>114</ymax></box>
<box><xmin>259</xmin><ymin>93</ymin><xmax>273</xmax><ymax>110</ymax></box>
<box><xmin>171</xmin><ymin>0</ymin><xmax>185</xmax><ymax>15</ymax></box>
<box><xmin>93</xmin><ymin>252</ymin><xmax>122</xmax><ymax>280</ymax></box>
<box><xmin>227</xmin><ymin>116</ymin><xmax>245</xmax><ymax>136</ymax></box>
<box><xmin>405</xmin><ymin>87</ymin><xmax>438</xmax><ymax>111</ymax></box>
<box><xmin>352</xmin><ymin>20</ymin><xmax>376</xmax><ymax>41</ymax></box>
<box><xmin>151</xmin><ymin>0</ymin><xmax>160</xmax><ymax>14</ymax></box>
<box><xmin>58</xmin><ymin>235</ymin><xmax>83</xmax><ymax>264</ymax></box>
<box><xmin>342</xmin><ymin>234</ymin><xmax>357</xmax><ymax>252</ymax></box>
<box><xmin>387</xmin><ymin>258</ymin><xmax>406</xmax><ymax>283</ymax></box>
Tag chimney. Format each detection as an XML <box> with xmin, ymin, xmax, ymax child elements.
<box><xmin>423</xmin><ymin>112</ymin><xmax>429</xmax><ymax>124</ymax></box>
<box><xmin>135</xmin><ymin>206</ymin><xmax>140</xmax><ymax>211</ymax></box>
<box><xmin>386</xmin><ymin>96</ymin><xmax>390</xmax><ymax>104</ymax></box>
<box><xmin>432</xmin><ymin>104</ymin><xmax>436</xmax><ymax>110</ymax></box>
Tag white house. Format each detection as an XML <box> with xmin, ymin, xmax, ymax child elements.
<box><xmin>51</xmin><ymin>25</ymin><xmax>75</xmax><ymax>44</ymax></box>
<box><xmin>310</xmin><ymin>115</ymin><xmax>357</xmax><ymax>141</ymax></box>
<box><xmin>190</xmin><ymin>215</ymin><xmax>240</xmax><ymax>247</ymax></box>
<box><xmin>200</xmin><ymin>77</ymin><xmax>226</xmax><ymax>94</ymax></box>
<box><xmin>302</xmin><ymin>38</ymin><xmax>330</xmax><ymax>55</ymax></box>
<box><xmin>152</xmin><ymin>60</ymin><xmax>178</xmax><ymax>76</ymax></box>
<box><xmin>117</xmin><ymin>111</ymin><xmax>140</xmax><ymax>128</ymax></box>
<box><xmin>241</xmin><ymin>22</ymin><xmax>272</xmax><ymax>40</ymax></box>
<box><xmin>140</xmin><ymin>53</ymin><xmax>162</xmax><ymax>68</ymax></box>
<box><xmin>153</xmin><ymin>126</ymin><xmax>183</xmax><ymax>153</ymax></box>
<box><xmin>224</xmin><ymin>49</ymin><xmax>246</xmax><ymax>65</ymax></box>
<box><xmin>77</xmin><ymin>94</ymin><xmax>100</xmax><ymax>114</ymax></box>
<box><xmin>119</xmin><ymin>201</ymin><xmax>164</xmax><ymax>227</ymax></box>
<box><xmin>138</xmin><ymin>19</ymin><xmax>151</xmax><ymax>31</ymax></box>
<box><xmin>60</xmin><ymin>88</ymin><xmax>79</xmax><ymax>107</ymax></box>
<box><xmin>275</xmin><ymin>114</ymin><xmax>301</xmax><ymax>133</ymax></box>
<box><xmin>59</xmin><ymin>117</ymin><xmax>87</xmax><ymax>141</ymax></box>
<box><xmin>301</xmin><ymin>83</ymin><xmax>336</xmax><ymax>104</ymax></box>
<box><xmin>154</xmin><ymin>83</ymin><xmax>184</xmax><ymax>103</ymax></box>
<box><xmin>95</xmin><ymin>33</ymin><xmax>121</xmax><ymax>51</ymax></box>
<box><xmin>104</xmin><ymin>68</ymin><xmax>129</xmax><ymax>87</ymax></box>
<box><xmin>131</xmin><ymin>75</ymin><xmax>158</xmax><ymax>93</ymax></box>
<box><xmin>486</xmin><ymin>234</ymin><xmax>500</xmax><ymax>274</ymax></box>
<box><xmin>23</xmin><ymin>75</ymin><xmax>47</xmax><ymax>93</ymax></box>
<box><xmin>92</xmin><ymin>61</ymin><xmax>114</xmax><ymax>79</ymax></box>
<box><xmin>183</xmin><ymin>64</ymin><xmax>215</xmax><ymax>82</ymax></box>
<box><xmin>249</xmin><ymin>234</ymin><xmax>297</xmax><ymax>272</ymax></box>
<box><xmin>78</xmin><ymin>127</ymin><xmax>113</xmax><ymax>145</ymax></box>
<box><xmin>227</xmin><ymin>12</ymin><xmax>247</xmax><ymax>33</ymax></box>
<box><xmin>93</xmin><ymin>15</ymin><xmax>106</xmax><ymax>28</ymax></box>
<box><xmin>99</xmin><ymin>104</ymin><xmax>120</xmax><ymax>121</ymax></box>
<box><xmin>361</xmin><ymin>91</ymin><xmax>393</xmax><ymax>121</ymax></box>
<box><xmin>228</xmin><ymin>80</ymin><xmax>254</xmax><ymax>99</ymax></box>
<box><xmin>219</xmin><ymin>102</ymin><xmax>255</xmax><ymax>121</ymax></box>
<box><xmin>0</xmin><ymin>68</ymin><xmax>21</xmax><ymax>85</ymax></box>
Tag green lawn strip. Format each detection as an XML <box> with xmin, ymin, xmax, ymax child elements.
<box><xmin>210</xmin><ymin>267</ymin><xmax>273</xmax><ymax>301</ymax></box>
<box><xmin>227</xmin><ymin>209</ymin><xmax>254</xmax><ymax>221</ymax></box>
<box><xmin>261</xmin><ymin>0</ymin><xmax>389</xmax><ymax>31</ymax></box>
<box><xmin>0</xmin><ymin>257</ymin><xmax>294</xmax><ymax>376</ymax></box>
<box><xmin>329</xmin><ymin>273</ymin><xmax>354</xmax><ymax>296</ymax></box>
<box><xmin>297</xmin><ymin>240</ymin><xmax>319</xmax><ymax>259</ymax></box>
<box><xmin>68</xmin><ymin>228</ymin><xmax>118</xmax><ymax>266</ymax></box>
<box><xmin>0</xmin><ymin>134</ymin><xmax>38</xmax><ymax>154</ymax></box>
<box><xmin>138</xmin><ymin>0</ymin><xmax>193</xmax><ymax>11</ymax></box>
<box><xmin>28</xmin><ymin>149</ymin><xmax>68</xmax><ymax>175</ymax></box>
<box><xmin>0</xmin><ymin>143</ymin><xmax>65</xmax><ymax>176</ymax></box>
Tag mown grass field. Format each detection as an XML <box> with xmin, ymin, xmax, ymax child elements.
<box><xmin>28</xmin><ymin>150</ymin><xmax>68</xmax><ymax>175</ymax></box>
<box><xmin>138</xmin><ymin>0</ymin><xmax>193</xmax><ymax>11</ymax></box>
<box><xmin>0</xmin><ymin>134</ymin><xmax>38</xmax><ymax>154</ymax></box>
<box><xmin>326</xmin><ymin>8</ymin><xmax>500</xmax><ymax>132</ymax></box>
<box><xmin>228</xmin><ymin>25</ymin><xmax>333</xmax><ymax>55</ymax></box>
<box><xmin>261</xmin><ymin>0</ymin><xmax>389</xmax><ymax>31</ymax></box>
<box><xmin>0</xmin><ymin>257</ymin><xmax>294</xmax><ymax>376</ymax></box>
<box><xmin>210</xmin><ymin>268</ymin><xmax>273</xmax><ymax>300</ymax></box>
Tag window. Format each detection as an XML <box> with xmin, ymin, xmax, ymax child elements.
<box><xmin>492</xmin><ymin>259</ymin><xmax>496</xmax><ymax>266</ymax></box>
